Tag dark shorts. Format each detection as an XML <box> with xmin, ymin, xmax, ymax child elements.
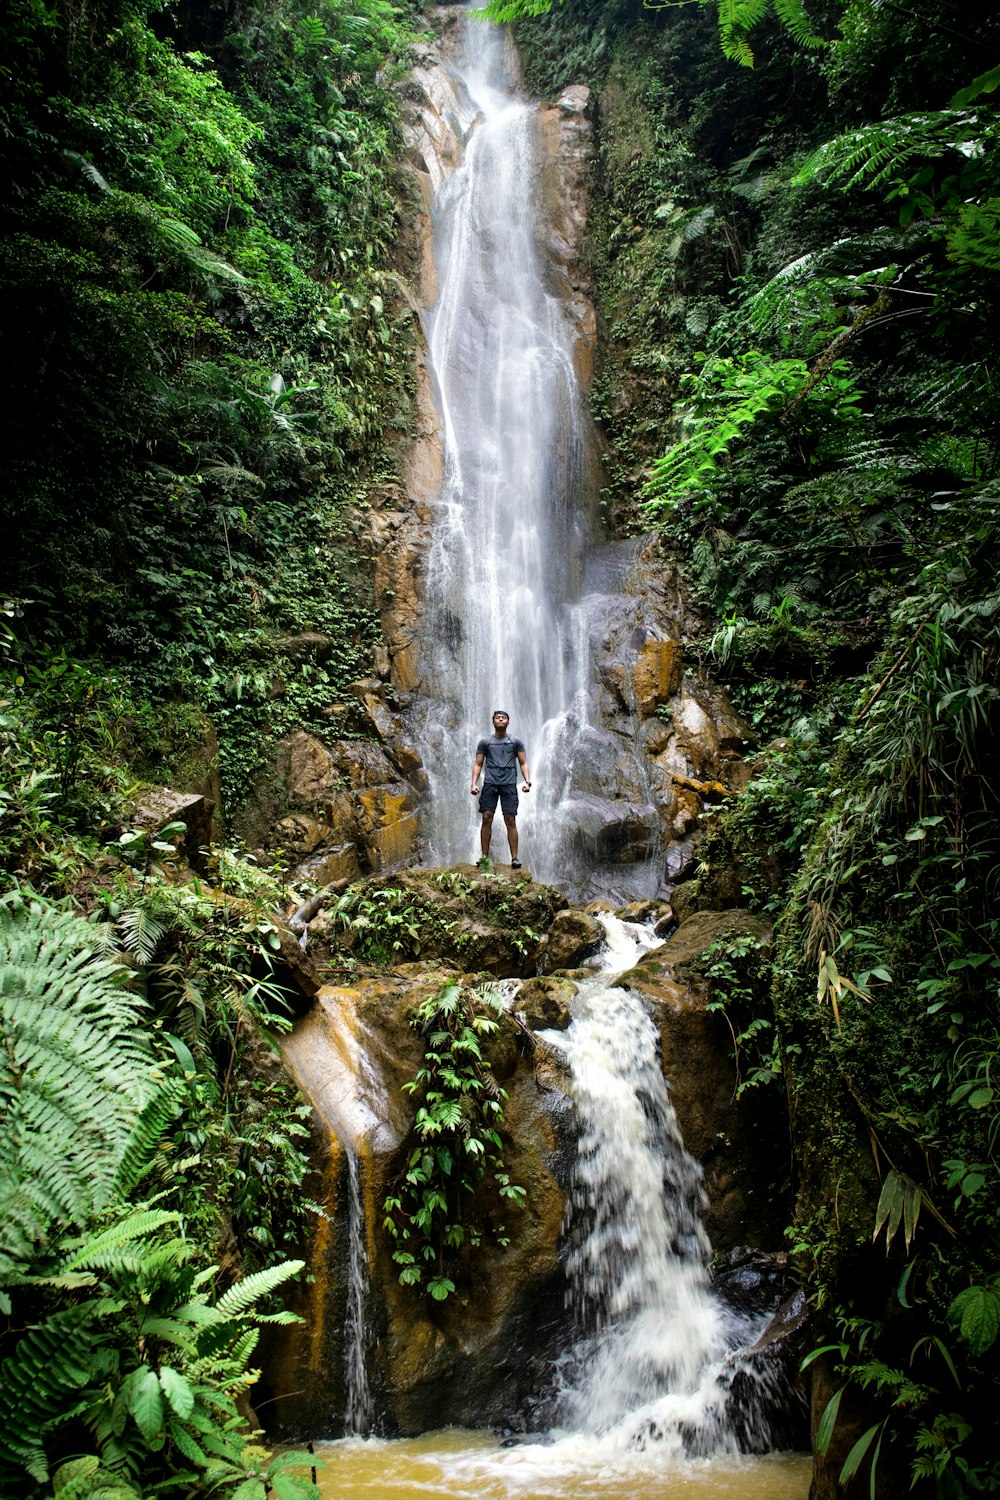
<box><xmin>480</xmin><ymin>783</ymin><xmax>518</xmax><ymax>815</ymax></box>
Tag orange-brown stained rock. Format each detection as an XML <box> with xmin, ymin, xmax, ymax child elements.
<box><xmin>631</xmin><ymin>637</ymin><xmax>684</xmax><ymax>715</ymax></box>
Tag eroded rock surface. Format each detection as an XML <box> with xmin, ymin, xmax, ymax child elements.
<box><xmin>618</xmin><ymin>908</ymin><xmax>785</xmax><ymax>1250</ymax></box>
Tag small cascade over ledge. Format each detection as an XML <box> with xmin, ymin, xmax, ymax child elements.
<box><xmin>533</xmin><ymin>916</ymin><xmax>780</xmax><ymax>1457</ymax></box>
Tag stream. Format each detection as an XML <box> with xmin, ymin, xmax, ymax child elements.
<box><xmin>310</xmin><ymin>1430</ymin><xmax>811</xmax><ymax>1498</ymax></box>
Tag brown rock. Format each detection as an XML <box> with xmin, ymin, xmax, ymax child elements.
<box><xmin>280</xmin><ymin>731</ymin><xmax>337</xmax><ymax>803</ymax></box>
<box><xmin>540</xmin><ymin>908</ymin><xmax>604</xmax><ymax>972</ymax></box>
<box><xmin>632</xmin><ymin>637</ymin><xmax>684</xmax><ymax>716</ymax></box>
<box><xmin>516</xmin><ymin>976</ymin><xmax>577</xmax><ymax>1030</ymax></box>
<box><xmin>274</xmin><ymin>815</ymin><xmax>329</xmax><ymax>856</ymax></box>
<box><xmin>264</xmin><ymin>955</ymin><xmax>575</xmax><ymax>1438</ymax></box>
<box><xmin>132</xmin><ymin>786</ymin><xmax>214</xmax><ymax>871</ymax></box>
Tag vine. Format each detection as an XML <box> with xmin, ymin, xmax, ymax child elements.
<box><xmin>383</xmin><ymin>981</ymin><xmax>525</xmax><ymax>1301</ymax></box>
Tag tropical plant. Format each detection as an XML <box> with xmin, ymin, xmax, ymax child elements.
<box><xmin>383</xmin><ymin>981</ymin><xmax>525</xmax><ymax>1300</ymax></box>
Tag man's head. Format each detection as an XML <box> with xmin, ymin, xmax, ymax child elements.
<box><xmin>491</xmin><ymin>710</ymin><xmax>510</xmax><ymax>732</ymax></box>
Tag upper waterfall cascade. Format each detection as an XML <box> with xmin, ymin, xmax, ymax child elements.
<box><xmin>414</xmin><ymin>13</ymin><xmax>657</xmax><ymax>897</ymax></box>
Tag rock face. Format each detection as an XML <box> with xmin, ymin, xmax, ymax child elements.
<box><xmin>258</xmin><ymin>959</ymin><xmax>575</xmax><ymax>1438</ymax></box>
<box><xmin>238</xmin><ymin>722</ymin><xmax>425</xmax><ymax>882</ymax></box>
<box><xmin>617</xmin><ymin>908</ymin><xmax>787</xmax><ymax>1250</ymax></box>
<box><xmin>259</xmin><ymin>871</ymin><xmax>794</xmax><ymax>1440</ymax></box>
<box><xmin>562</xmin><ymin>547</ymin><xmax>755</xmax><ymax>896</ymax></box>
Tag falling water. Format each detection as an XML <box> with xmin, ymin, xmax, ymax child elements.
<box><xmin>343</xmin><ymin>1153</ymin><xmax>372</xmax><ymax>1436</ymax></box>
<box><xmin>542</xmin><ymin>917</ymin><xmax>776</xmax><ymax>1454</ymax></box>
<box><xmin>416</xmin><ymin>13</ymin><xmax>597</xmax><ymax>882</ymax></box>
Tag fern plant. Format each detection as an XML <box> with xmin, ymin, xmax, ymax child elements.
<box><xmin>383</xmin><ymin>981</ymin><xmax>525</xmax><ymax>1300</ymax></box>
<box><xmin>0</xmin><ymin>894</ymin><xmax>158</xmax><ymax>1279</ymax></box>
<box><xmin>0</xmin><ymin>1203</ymin><xmax>310</xmax><ymax>1496</ymax></box>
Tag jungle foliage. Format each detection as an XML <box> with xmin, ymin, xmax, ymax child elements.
<box><xmin>0</xmin><ymin>0</ymin><xmax>419</xmax><ymax>1487</ymax></box>
<box><xmin>0</xmin><ymin>881</ymin><xmax>316</xmax><ymax>1497</ymax></box>
<box><xmin>383</xmin><ymin>980</ymin><xmax>526</xmax><ymax>1301</ymax></box>
<box><xmin>512</xmin><ymin>0</ymin><xmax>999</xmax><ymax>1491</ymax></box>
<box><xmin>2</xmin><ymin>0</ymin><xmax>416</xmax><ymax>808</ymax></box>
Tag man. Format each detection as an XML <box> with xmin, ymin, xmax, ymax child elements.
<box><xmin>470</xmin><ymin>710</ymin><xmax>531</xmax><ymax>869</ymax></box>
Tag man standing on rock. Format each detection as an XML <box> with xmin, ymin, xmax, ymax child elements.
<box><xmin>470</xmin><ymin>710</ymin><xmax>531</xmax><ymax>869</ymax></box>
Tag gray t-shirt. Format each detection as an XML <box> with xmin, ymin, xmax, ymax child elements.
<box><xmin>476</xmin><ymin>734</ymin><xmax>525</xmax><ymax>786</ymax></box>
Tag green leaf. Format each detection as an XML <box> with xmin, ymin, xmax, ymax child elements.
<box><xmin>127</xmin><ymin>1367</ymin><xmax>166</xmax><ymax>1442</ymax></box>
<box><xmin>839</xmin><ymin>1423</ymin><xmax>881</xmax><ymax>1484</ymax></box>
<box><xmin>159</xmin><ymin>1366</ymin><xmax>195</xmax><ymax>1420</ymax></box>
<box><xmin>816</xmin><ymin>1386</ymin><xmax>844</xmax><ymax>1456</ymax></box>
<box><xmin>427</xmin><ymin>1276</ymin><xmax>456</xmax><ymax>1301</ymax></box>
<box><xmin>948</xmin><ymin>1285</ymin><xmax>1000</xmax><ymax>1355</ymax></box>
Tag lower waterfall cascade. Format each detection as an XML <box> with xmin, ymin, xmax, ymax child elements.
<box><xmin>547</xmin><ymin>918</ymin><xmax>777</xmax><ymax>1455</ymax></box>
<box><xmin>303</xmin><ymin>915</ymin><xmax>805</xmax><ymax>1495</ymax></box>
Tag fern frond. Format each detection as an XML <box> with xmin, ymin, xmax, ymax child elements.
<box><xmin>794</xmin><ymin>110</ymin><xmax>986</xmax><ymax>193</ymax></box>
<box><xmin>0</xmin><ymin>899</ymin><xmax>157</xmax><ymax>1277</ymax></box>
<box><xmin>61</xmin><ymin>1210</ymin><xmax>183</xmax><ymax>1273</ymax></box>
<box><xmin>117</xmin><ymin>905</ymin><xmax>166</xmax><ymax>964</ymax></box>
<box><xmin>773</xmin><ymin>0</ymin><xmax>825</xmax><ymax>49</ymax></box>
<box><xmin>113</xmin><ymin>1083</ymin><xmax>185</xmax><ymax>1198</ymax></box>
<box><xmin>0</xmin><ymin>1304</ymin><xmax>101</xmax><ymax>1482</ymax></box>
<box><xmin>211</xmin><ymin>1259</ymin><xmax>305</xmax><ymax>1321</ymax></box>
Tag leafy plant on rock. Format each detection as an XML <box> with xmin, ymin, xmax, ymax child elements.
<box><xmin>383</xmin><ymin>981</ymin><xmax>525</xmax><ymax>1301</ymax></box>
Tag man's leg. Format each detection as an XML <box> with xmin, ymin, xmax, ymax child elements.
<box><xmin>502</xmin><ymin>811</ymin><xmax>518</xmax><ymax>861</ymax></box>
<box><xmin>480</xmin><ymin>810</ymin><xmax>494</xmax><ymax>857</ymax></box>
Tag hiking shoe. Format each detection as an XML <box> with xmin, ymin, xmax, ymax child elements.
<box><xmin>511</xmin><ymin>859</ymin><xmax>522</xmax><ymax>869</ymax></box>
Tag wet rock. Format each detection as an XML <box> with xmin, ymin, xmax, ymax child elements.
<box><xmin>618</xmin><ymin>910</ymin><xmax>783</xmax><ymax>1250</ymax></box>
<box><xmin>563</xmin><ymin>795</ymin><xmax>661</xmax><ymax>863</ymax></box>
<box><xmin>273</xmin><ymin>814</ymin><xmax>330</xmax><ymax>856</ymax></box>
<box><xmin>515</xmin><ymin>976</ymin><xmax>576</xmax><ymax>1031</ymax></box>
<box><xmin>632</xmin><ymin>637</ymin><xmax>684</xmax><ymax>715</ymax></box>
<box><xmin>615</xmin><ymin>898</ymin><xmax>669</xmax><ymax>926</ymax></box>
<box><xmin>536</xmin><ymin>85</ymin><xmax>598</xmax><ymax>387</ymax></box>
<box><xmin>711</xmin><ymin>1246</ymin><xmax>796</xmax><ymax>1317</ymax></box>
<box><xmin>539</xmin><ymin>909</ymin><xmax>604</xmax><ymax>973</ymax></box>
<box><xmin>262</xmin><ymin>956</ymin><xmax>576</xmax><ymax>1439</ymax></box>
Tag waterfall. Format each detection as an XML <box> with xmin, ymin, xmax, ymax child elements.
<box><xmin>343</xmin><ymin>1153</ymin><xmax>372</xmax><ymax>1436</ymax></box>
<box><xmin>416</xmin><ymin>13</ymin><xmax>597</xmax><ymax>884</ymax></box>
<box><xmin>540</xmin><ymin>917</ymin><xmax>775</xmax><ymax>1455</ymax></box>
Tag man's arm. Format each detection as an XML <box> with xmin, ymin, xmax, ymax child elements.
<box><xmin>471</xmin><ymin>751</ymin><xmax>485</xmax><ymax>794</ymax></box>
<box><xmin>517</xmin><ymin>748</ymin><xmax>531</xmax><ymax>792</ymax></box>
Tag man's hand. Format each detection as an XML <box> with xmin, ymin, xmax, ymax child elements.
<box><xmin>522</xmin><ymin>781</ymin><xmax>531</xmax><ymax>793</ymax></box>
<box><xmin>470</xmin><ymin>785</ymin><xmax>479</xmax><ymax>795</ymax></box>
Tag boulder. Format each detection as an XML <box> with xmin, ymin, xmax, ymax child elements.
<box><xmin>539</xmin><ymin>909</ymin><xmax>604</xmax><ymax>973</ymax></box>
<box><xmin>563</xmin><ymin>795</ymin><xmax>661</xmax><ymax>863</ymax></box>
<box><xmin>516</xmin><ymin>976</ymin><xmax>577</xmax><ymax>1030</ymax></box>
<box><xmin>132</xmin><ymin>786</ymin><xmax>214</xmax><ymax>872</ymax></box>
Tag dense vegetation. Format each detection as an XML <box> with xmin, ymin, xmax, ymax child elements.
<box><xmin>509</xmin><ymin>0</ymin><xmax>1000</xmax><ymax>1491</ymax></box>
<box><xmin>0</xmin><ymin>0</ymin><xmax>415</xmax><ymax>1492</ymax></box>
<box><xmin>3</xmin><ymin>0</ymin><xmax>999</xmax><ymax>1493</ymax></box>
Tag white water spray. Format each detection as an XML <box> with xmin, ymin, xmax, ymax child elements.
<box><xmin>538</xmin><ymin>917</ymin><xmax>775</xmax><ymax>1456</ymax></box>
<box><xmin>415</xmin><ymin>14</ymin><xmax>596</xmax><ymax>883</ymax></box>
